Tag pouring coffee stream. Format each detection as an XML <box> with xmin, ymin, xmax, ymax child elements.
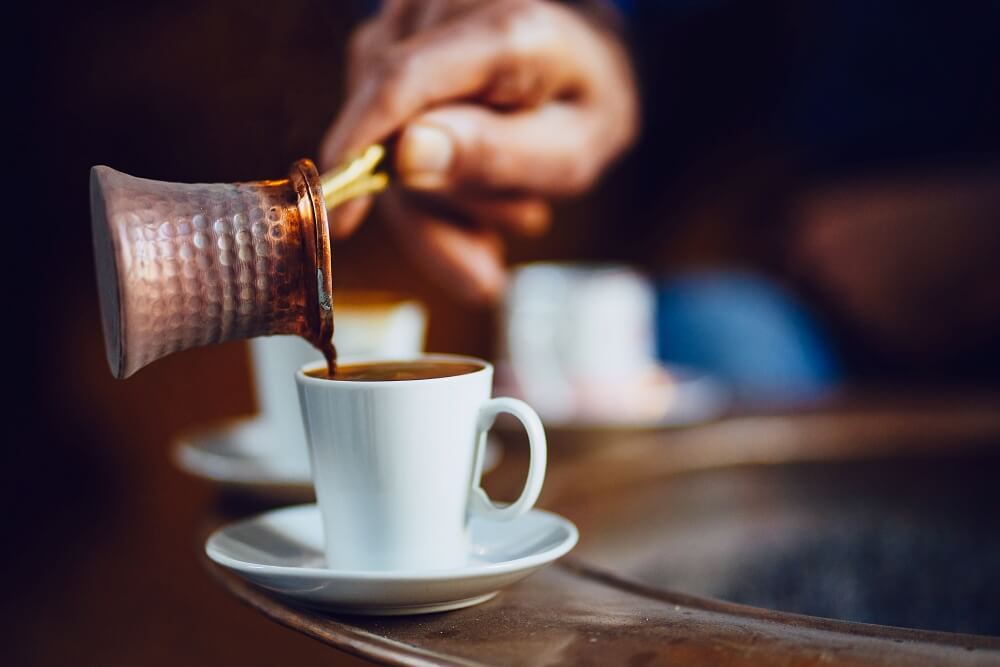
<box><xmin>90</xmin><ymin>146</ymin><xmax>388</xmax><ymax>379</ymax></box>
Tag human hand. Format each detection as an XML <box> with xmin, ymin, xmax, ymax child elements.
<box><xmin>320</xmin><ymin>0</ymin><xmax>638</xmax><ymax>302</ymax></box>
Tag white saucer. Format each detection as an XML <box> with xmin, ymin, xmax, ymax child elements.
<box><xmin>495</xmin><ymin>362</ymin><xmax>730</xmax><ymax>432</ymax></box>
<box><xmin>173</xmin><ymin>418</ymin><xmax>313</xmax><ymax>492</ymax></box>
<box><xmin>174</xmin><ymin>418</ymin><xmax>502</xmax><ymax>496</ymax></box>
<box><xmin>205</xmin><ymin>504</ymin><xmax>578</xmax><ymax>615</ymax></box>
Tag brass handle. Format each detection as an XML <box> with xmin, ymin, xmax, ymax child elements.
<box><xmin>319</xmin><ymin>144</ymin><xmax>390</xmax><ymax>211</ymax></box>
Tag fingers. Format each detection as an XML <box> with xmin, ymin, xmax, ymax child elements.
<box><xmin>451</xmin><ymin>196</ymin><xmax>551</xmax><ymax>236</ymax></box>
<box><xmin>327</xmin><ymin>195</ymin><xmax>373</xmax><ymax>239</ymax></box>
<box><xmin>331</xmin><ymin>101</ymin><xmax>566</xmax><ymax>242</ymax></box>
<box><xmin>381</xmin><ymin>189</ymin><xmax>507</xmax><ymax>304</ymax></box>
<box><xmin>403</xmin><ymin>190</ymin><xmax>552</xmax><ymax>236</ymax></box>
<box><xmin>407</xmin><ymin>0</ymin><xmax>493</xmax><ymax>33</ymax></box>
<box><xmin>409</xmin><ymin>0</ymin><xmax>451</xmax><ymax>32</ymax></box>
<box><xmin>320</xmin><ymin>1</ymin><xmax>576</xmax><ymax>169</ymax></box>
<box><xmin>322</xmin><ymin>0</ymin><xmax>640</xmax><ymax>285</ymax></box>
<box><xmin>395</xmin><ymin>103</ymin><xmax>605</xmax><ymax>196</ymax></box>
<box><xmin>345</xmin><ymin>2</ymin><xmax>506</xmax><ymax>126</ymax></box>
<box><xmin>346</xmin><ymin>21</ymin><xmax>386</xmax><ymax>90</ymax></box>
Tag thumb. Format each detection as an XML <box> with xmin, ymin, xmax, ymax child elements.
<box><xmin>395</xmin><ymin>103</ymin><xmax>604</xmax><ymax>196</ymax></box>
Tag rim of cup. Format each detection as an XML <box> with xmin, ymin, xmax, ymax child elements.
<box><xmin>296</xmin><ymin>353</ymin><xmax>492</xmax><ymax>386</ymax></box>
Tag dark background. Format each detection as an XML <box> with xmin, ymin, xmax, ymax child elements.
<box><xmin>12</xmin><ymin>0</ymin><xmax>1000</xmax><ymax>664</ymax></box>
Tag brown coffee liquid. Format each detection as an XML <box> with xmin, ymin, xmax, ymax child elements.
<box><xmin>307</xmin><ymin>360</ymin><xmax>482</xmax><ymax>382</ymax></box>
<box><xmin>311</xmin><ymin>292</ymin><xmax>408</xmax><ymax>376</ymax></box>
<box><xmin>318</xmin><ymin>337</ymin><xmax>337</xmax><ymax>377</ymax></box>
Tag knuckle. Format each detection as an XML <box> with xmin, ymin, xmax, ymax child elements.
<box><xmin>480</xmin><ymin>1</ymin><xmax>565</xmax><ymax>102</ymax></box>
<box><xmin>370</xmin><ymin>46</ymin><xmax>407</xmax><ymax>83</ymax></box>
<box><xmin>482</xmin><ymin>0</ymin><xmax>556</xmax><ymax>47</ymax></box>
<box><xmin>369</xmin><ymin>85</ymin><xmax>400</xmax><ymax>121</ymax></box>
<box><xmin>368</xmin><ymin>49</ymin><xmax>413</xmax><ymax>116</ymax></box>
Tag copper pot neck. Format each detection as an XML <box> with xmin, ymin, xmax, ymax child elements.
<box><xmin>289</xmin><ymin>159</ymin><xmax>333</xmax><ymax>353</ymax></box>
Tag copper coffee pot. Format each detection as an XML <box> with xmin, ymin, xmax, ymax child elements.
<box><xmin>90</xmin><ymin>146</ymin><xmax>388</xmax><ymax>378</ymax></box>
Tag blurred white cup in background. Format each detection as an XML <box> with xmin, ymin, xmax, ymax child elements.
<box><xmin>500</xmin><ymin>263</ymin><xmax>667</xmax><ymax>423</ymax></box>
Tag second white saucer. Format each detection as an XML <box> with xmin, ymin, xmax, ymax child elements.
<box><xmin>495</xmin><ymin>362</ymin><xmax>730</xmax><ymax>432</ymax></box>
<box><xmin>174</xmin><ymin>417</ymin><xmax>502</xmax><ymax>497</ymax></box>
<box><xmin>174</xmin><ymin>418</ymin><xmax>312</xmax><ymax>494</ymax></box>
<box><xmin>206</xmin><ymin>504</ymin><xmax>578</xmax><ymax>615</ymax></box>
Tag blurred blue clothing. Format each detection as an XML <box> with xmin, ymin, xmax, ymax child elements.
<box><xmin>656</xmin><ymin>273</ymin><xmax>840</xmax><ymax>404</ymax></box>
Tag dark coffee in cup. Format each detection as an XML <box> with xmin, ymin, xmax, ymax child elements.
<box><xmin>306</xmin><ymin>360</ymin><xmax>482</xmax><ymax>382</ymax></box>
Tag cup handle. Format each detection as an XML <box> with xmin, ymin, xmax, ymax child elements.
<box><xmin>469</xmin><ymin>397</ymin><xmax>547</xmax><ymax>521</ymax></box>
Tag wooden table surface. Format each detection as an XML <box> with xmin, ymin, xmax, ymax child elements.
<box><xmin>205</xmin><ymin>396</ymin><xmax>1000</xmax><ymax>666</ymax></box>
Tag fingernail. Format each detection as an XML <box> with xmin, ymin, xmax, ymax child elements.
<box><xmin>398</xmin><ymin>123</ymin><xmax>454</xmax><ymax>190</ymax></box>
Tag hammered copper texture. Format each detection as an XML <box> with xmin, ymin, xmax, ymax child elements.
<box><xmin>91</xmin><ymin>167</ymin><xmax>313</xmax><ymax>378</ymax></box>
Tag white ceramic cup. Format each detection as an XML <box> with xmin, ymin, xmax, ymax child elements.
<box><xmin>250</xmin><ymin>292</ymin><xmax>427</xmax><ymax>461</ymax></box>
<box><xmin>296</xmin><ymin>355</ymin><xmax>547</xmax><ymax>571</ymax></box>
<box><xmin>501</xmin><ymin>263</ymin><xmax>659</xmax><ymax>421</ymax></box>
